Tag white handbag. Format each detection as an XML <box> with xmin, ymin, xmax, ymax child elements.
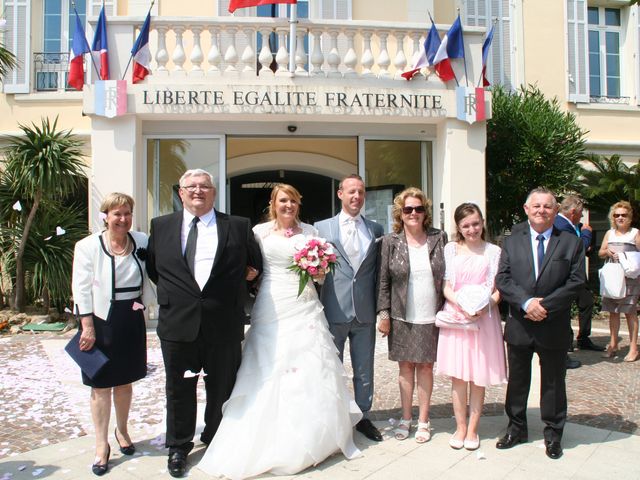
<box><xmin>599</xmin><ymin>262</ymin><xmax>626</xmax><ymax>299</ymax></box>
<box><xmin>618</xmin><ymin>252</ymin><xmax>640</xmax><ymax>279</ymax></box>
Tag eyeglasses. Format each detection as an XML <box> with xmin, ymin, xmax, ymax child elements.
<box><xmin>402</xmin><ymin>206</ymin><xmax>426</xmax><ymax>215</ymax></box>
<box><xmin>613</xmin><ymin>213</ymin><xmax>628</xmax><ymax>218</ymax></box>
<box><xmin>182</xmin><ymin>184</ymin><xmax>213</xmax><ymax>193</ymax></box>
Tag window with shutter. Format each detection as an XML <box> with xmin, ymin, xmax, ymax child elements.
<box><xmin>635</xmin><ymin>4</ymin><xmax>639</xmax><ymax>106</ymax></box>
<box><xmin>3</xmin><ymin>0</ymin><xmax>31</xmax><ymax>94</ymax></box>
<box><xmin>566</xmin><ymin>0</ymin><xmax>589</xmax><ymax>103</ymax></box>
<box><xmin>89</xmin><ymin>0</ymin><xmax>117</xmax><ymax>16</ymax></box>
<box><xmin>462</xmin><ymin>0</ymin><xmax>512</xmax><ymax>89</ymax></box>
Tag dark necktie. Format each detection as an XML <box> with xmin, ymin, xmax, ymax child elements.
<box><xmin>536</xmin><ymin>234</ymin><xmax>545</xmax><ymax>276</ymax></box>
<box><xmin>185</xmin><ymin>216</ymin><xmax>200</xmax><ymax>275</ymax></box>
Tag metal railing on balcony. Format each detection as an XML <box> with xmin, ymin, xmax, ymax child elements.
<box><xmin>33</xmin><ymin>52</ymin><xmax>84</xmax><ymax>92</ymax></box>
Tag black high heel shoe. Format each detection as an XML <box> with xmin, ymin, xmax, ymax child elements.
<box><xmin>92</xmin><ymin>445</ymin><xmax>110</xmax><ymax>476</ymax></box>
<box><xmin>114</xmin><ymin>427</ymin><xmax>136</xmax><ymax>455</ymax></box>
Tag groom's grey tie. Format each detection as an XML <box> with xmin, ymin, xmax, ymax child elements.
<box><xmin>343</xmin><ymin>217</ymin><xmax>361</xmax><ymax>269</ymax></box>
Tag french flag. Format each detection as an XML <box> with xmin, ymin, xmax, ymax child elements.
<box><xmin>480</xmin><ymin>25</ymin><xmax>495</xmax><ymax>86</ymax></box>
<box><xmin>229</xmin><ymin>0</ymin><xmax>296</xmax><ymax>14</ymax></box>
<box><xmin>402</xmin><ymin>16</ymin><xmax>455</xmax><ymax>82</ymax></box>
<box><xmin>91</xmin><ymin>5</ymin><xmax>109</xmax><ymax>80</ymax></box>
<box><xmin>67</xmin><ymin>10</ymin><xmax>90</xmax><ymax>90</ymax></box>
<box><xmin>131</xmin><ymin>12</ymin><xmax>151</xmax><ymax>84</ymax></box>
<box><xmin>432</xmin><ymin>15</ymin><xmax>465</xmax><ymax>82</ymax></box>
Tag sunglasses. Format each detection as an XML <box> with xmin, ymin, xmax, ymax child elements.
<box><xmin>613</xmin><ymin>213</ymin><xmax>628</xmax><ymax>218</ymax></box>
<box><xmin>402</xmin><ymin>206</ymin><xmax>426</xmax><ymax>215</ymax></box>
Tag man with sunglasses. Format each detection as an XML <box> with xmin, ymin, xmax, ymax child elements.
<box><xmin>315</xmin><ymin>174</ymin><xmax>385</xmax><ymax>442</ymax></box>
<box><xmin>147</xmin><ymin>169</ymin><xmax>262</xmax><ymax>477</ymax></box>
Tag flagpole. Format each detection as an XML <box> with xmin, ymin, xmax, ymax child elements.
<box><xmin>122</xmin><ymin>0</ymin><xmax>155</xmax><ymax>80</ymax></box>
<box><xmin>477</xmin><ymin>17</ymin><xmax>497</xmax><ymax>87</ymax></box>
<box><xmin>457</xmin><ymin>10</ymin><xmax>469</xmax><ymax>87</ymax></box>
<box><xmin>288</xmin><ymin>3</ymin><xmax>298</xmax><ymax>74</ymax></box>
<box><xmin>72</xmin><ymin>1</ymin><xmax>101</xmax><ymax>79</ymax></box>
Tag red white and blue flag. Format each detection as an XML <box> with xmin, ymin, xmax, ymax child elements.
<box><xmin>67</xmin><ymin>10</ymin><xmax>90</xmax><ymax>90</ymax></box>
<box><xmin>91</xmin><ymin>5</ymin><xmax>109</xmax><ymax>80</ymax></box>
<box><xmin>402</xmin><ymin>16</ymin><xmax>455</xmax><ymax>82</ymax></box>
<box><xmin>229</xmin><ymin>0</ymin><xmax>296</xmax><ymax>14</ymax></box>
<box><xmin>432</xmin><ymin>15</ymin><xmax>465</xmax><ymax>82</ymax></box>
<box><xmin>131</xmin><ymin>11</ymin><xmax>151</xmax><ymax>83</ymax></box>
<box><xmin>480</xmin><ymin>25</ymin><xmax>495</xmax><ymax>87</ymax></box>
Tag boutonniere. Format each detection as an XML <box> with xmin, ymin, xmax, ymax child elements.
<box><xmin>135</xmin><ymin>247</ymin><xmax>147</xmax><ymax>261</ymax></box>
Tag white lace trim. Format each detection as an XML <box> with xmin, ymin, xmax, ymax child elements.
<box><xmin>252</xmin><ymin>220</ymin><xmax>318</xmax><ymax>242</ymax></box>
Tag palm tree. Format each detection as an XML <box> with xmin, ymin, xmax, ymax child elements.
<box><xmin>579</xmin><ymin>153</ymin><xmax>640</xmax><ymax>225</ymax></box>
<box><xmin>0</xmin><ymin>43</ymin><xmax>17</xmax><ymax>79</ymax></box>
<box><xmin>2</xmin><ymin>117</ymin><xmax>86</xmax><ymax>312</ymax></box>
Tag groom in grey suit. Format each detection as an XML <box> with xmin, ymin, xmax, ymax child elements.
<box><xmin>315</xmin><ymin>174</ymin><xmax>385</xmax><ymax>441</ymax></box>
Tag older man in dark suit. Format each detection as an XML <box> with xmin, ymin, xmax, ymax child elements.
<box><xmin>555</xmin><ymin>195</ymin><xmax>604</xmax><ymax>354</ymax></box>
<box><xmin>146</xmin><ymin>169</ymin><xmax>262</xmax><ymax>477</ymax></box>
<box><xmin>496</xmin><ymin>187</ymin><xmax>585</xmax><ymax>460</ymax></box>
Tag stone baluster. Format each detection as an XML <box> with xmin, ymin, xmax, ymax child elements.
<box><xmin>258</xmin><ymin>28</ymin><xmax>274</xmax><ymax>77</ymax></box>
<box><xmin>376</xmin><ymin>31</ymin><xmax>391</xmax><ymax>78</ymax></box>
<box><xmin>360</xmin><ymin>30</ymin><xmax>374</xmax><ymax>77</ymax></box>
<box><xmin>241</xmin><ymin>28</ymin><xmax>256</xmax><ymax>77</ymax></box>
<box><xmin>155</xmin><ymin>26</ymin><xmax>169</xmax><ymax>77</ymax></box>
<box><xmin>309</xmin><ymin>29</ymin><xmax>325</xmax><ymax>77</ymax></box>
<box><xmin>393</xmin><ymin>30</ymin><xmax>407</xmax><ymax>80</ymax></box>
<box><xmin>409</xmin><ymin>31</ymin><xmax>423</xmax><ymax>78</ymax></box>
<box><xmin>207</xmin><ymin>27</ymin><xmax>222</xmax><ymax>76</ymax></box>
<box><xmin>224</xmin><ymin>27</ymin><xmax>240</xmax><ymax>74</ymax></box>
<box><xmin>326</xmin><ymin>29</ymin><xmax>341</xmax><ymax>78</ymax></box>
<box><xmin>275</xmin><ymin>28</ymin><xmax>289</xmax><ymax>75</ymax></box>
<box><xmin>190</xmin><ymin>26</ymin><xmax>204</xmax><ymax>77</ymax></box>
<box><xmin>343</xmin><ymin>29</ymin><xmax>357</xmax><ymax>77</ymax></box>
<box><xmin>172</xmin><ymin>26</ymin><xmax>187</xmax><ymax>78</ymax></box>
<box><xmin>295</xmin><ymin>29</ymin><xmax>307</xmax><ymax>75</ymax></box>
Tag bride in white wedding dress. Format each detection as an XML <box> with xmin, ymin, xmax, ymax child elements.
<box><xmin>197</xmin><ymin>184</ymin><xmax>362</xmax><ymax>479</ymax></box>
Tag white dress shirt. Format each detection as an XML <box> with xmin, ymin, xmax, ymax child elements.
<box><xmin>182</xmin><ymin>208</ymin><xmax>217</xmax><ymax>290</ymax></box>
<box><xmin>522</xmin><ymin>224</ymin><xmax>553</xmax><ymax>311</ymax></box>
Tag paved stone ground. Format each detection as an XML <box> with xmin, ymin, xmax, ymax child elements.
<box><xmin>0</xmin><ymin>319</ymin><xmax>637</xmax><ymax>462</ymax></box>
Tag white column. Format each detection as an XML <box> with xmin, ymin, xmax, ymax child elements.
<box><xmin>89</xmin><ymin>115</ymin><xmax>142</xmax><ymax>233</ymax></box>
<box><xmin>190</xmin><ymin>26</ymin><xmax>204</xmax><ymax>77</ymax></box>
<box><xmin>155</xmin><ymin>26</ymin><xmax>169</xmax><ymax>77</ymax></box>
<box><xmin>435</xmin><ymin>119</ymin><xmax>487</xmax><ymax>235</ymax></box>
<box><xmin>172</xmin><ymin>26</ymin><xmax>187</xmax><ymax>78</ymax></box>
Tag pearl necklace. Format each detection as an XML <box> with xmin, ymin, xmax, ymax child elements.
<box><xmin>105</xmin><ymin>232</ymin><xmax>130</xmax><ymax>256</ymax></box>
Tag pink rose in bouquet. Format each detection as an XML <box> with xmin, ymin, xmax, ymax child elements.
<box><xmin>288</xmin><ymin>236</ymin><xmax>338</xmax><ymax>297</ymax></box>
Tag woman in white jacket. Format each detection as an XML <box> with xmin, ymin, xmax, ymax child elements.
<box><xmin>72</xmin><ymin>192</ymin><xmax>152</xmax><ymax>476</ymax></box>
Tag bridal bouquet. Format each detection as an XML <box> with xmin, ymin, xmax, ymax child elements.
<box><xmin>288</xmin><ymin>236</ymin><xmax>338</xmax><ymax>297</ymax></box>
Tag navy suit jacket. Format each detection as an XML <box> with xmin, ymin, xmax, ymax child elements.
<box><xmin>554</xmin><ymin>214</ymin><xmax>592</xmax><ymax>251</ymax></box>
<box><xmin>496</xmin><ymin>221</ymin><xmax>586</xmax><ymax>350</ymax></box>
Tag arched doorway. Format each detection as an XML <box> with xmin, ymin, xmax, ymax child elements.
<box><xmin>229</xmin><ymin>170</ymin><xmax>337</xmax><ymax>226</ymax></box>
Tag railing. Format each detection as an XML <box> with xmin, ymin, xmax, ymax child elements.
<box><xmin>33</xmin><ymin>52</ymin><xmax>83</xmax><ymax>92</ymax></box>
<box><xmin>100</xmin><ymin>16</ymin><xmax>484</xmax><ymax>82</ymax></box>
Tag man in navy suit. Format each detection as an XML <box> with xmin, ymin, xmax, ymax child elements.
<box><xmin>496</xmin><ymin>187</ymin><xmax>585</xmax><ymax>460</ymax></box>
<box><xmin>555</xmin><ymin>195</ymin><xmax>604</xmax><ymax>354</ymax></box>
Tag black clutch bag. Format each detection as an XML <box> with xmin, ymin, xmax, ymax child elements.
<box><xmin>65</xmin><ymin>330</ymin><xmax>109</xmax><ymax>379</ymax></box>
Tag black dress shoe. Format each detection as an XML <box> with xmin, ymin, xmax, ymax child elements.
<box><xmin>566</xmin><ymin>357</ymin><xmax>582</xmax><ymax>369</ymax></box>
<box><xmin>168</xmin><ymin>451</ymin><xmax>188</xmax><ymax>478</ymax></box>
<box><xmin>92</xmin><ymin>446</ymin><xmax>110</xmax><ymax>476</ymax></box>
<box><xmin>114</xmin><ymin>428</ymin><xmax>136</xmax><ymax>455</ymax></box>
<box><xmin>355</xmin><ymin>418</ymin><xmax>383</xmax><ymax>441</ymax></box>
<box><xmin>577</xmin><ymin>338</ymin><xmax>606</xmax><ymax>352</ymax></box>
<box><xmin>545</xmin><ymin>440</ymin><xmax>563</xmax><ymax>459</ymax></box>
<box><xmin>496</xmin><ymin>433</ymin><xmax>528</xmax><ymax>449</ymax></box>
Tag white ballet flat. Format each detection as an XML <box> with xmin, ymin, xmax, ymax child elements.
<box><xmin>464</xmin><ymin>436</ymin><xmax>480</xmax><ymax>451</ymax></box>
<box><xmin>449</xmin><ymin>433</ymin><xmax>464</xmax><ymax>450</ymax></box>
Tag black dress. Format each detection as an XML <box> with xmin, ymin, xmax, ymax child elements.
<box><xmin>81</xmin><ymin>236</ymin><xmax>147</xmax><ymax>388</ymax></box>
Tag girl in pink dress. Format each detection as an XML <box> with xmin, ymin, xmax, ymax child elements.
<box><xmin>436</xmin><ymin>203</ymin><xmax>507</xmax><ymax>451</ymax></box>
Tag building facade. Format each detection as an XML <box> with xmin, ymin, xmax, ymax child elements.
<box><xmin>1</xmin><ymin>0</ymin><xmax>637</xmax><ymax>235</ymax></box>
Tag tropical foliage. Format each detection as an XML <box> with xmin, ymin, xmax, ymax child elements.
<box><xmin>578</xmin><ymin>154</ymin><xmax>640</xmax><ymax>226</ymax></box>
<box><xmin>0</xmin><ymin>42</ymin><xmax>16</xmax><ymax>79</ymax></box>
<box><xmin>486</xmin><ymin>85</ymin><xmax>587</xmax><ymax>236</ymax></box>
<box><xmin>0</xmin><ymin>117</ymin><xmax>88</xmax><ymax>312</ymax></box>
